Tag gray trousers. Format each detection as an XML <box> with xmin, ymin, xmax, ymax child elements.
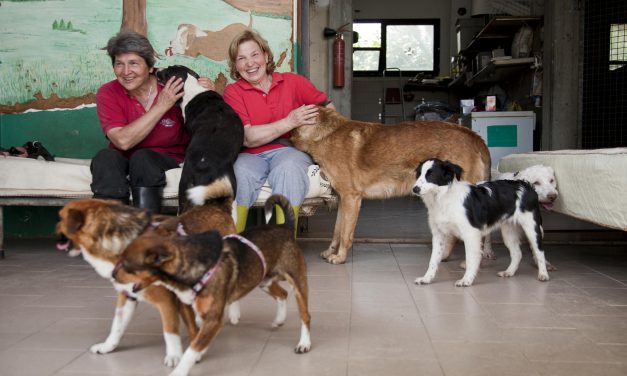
<box><xmin>234</xmin><ymin>146</ymin><xmax>312</xmax><ymax>207</ymax></box>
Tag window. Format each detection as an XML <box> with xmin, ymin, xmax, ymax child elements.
<box><xmin>609</xmin><ymin>23</ymin><xmax>626</xmax><ymax>71</ymax></box>
<box><xmin>353</xmin><ymin>19</ymin><xmax>440</xmax><ymax>77</ymax></box>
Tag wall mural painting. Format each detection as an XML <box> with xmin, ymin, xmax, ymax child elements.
<box><xmin>0</xmin><ymin>0</ymin><xmax>294</xmax><ymax>114</ymax></box>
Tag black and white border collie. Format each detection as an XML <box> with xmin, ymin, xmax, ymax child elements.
<box><xmin>412</xmin><ymin>159</ymin><xmax>550</xmax><ymax>286</ymax></box>
<box><xmin>156</xmin><ymin>65</ymin><xmax>243</xmax><ymax>213</ymax></box>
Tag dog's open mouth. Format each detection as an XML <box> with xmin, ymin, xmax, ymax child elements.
<box><xmin>540</xmin><ymin>201</ymin><xmax>555</xmax><ymax>211</ymax></box>
<box><xmin>56</xmin><ymin>235</ymin><xmax>81</xmax><ymax>257</ymax></box>
<box><xmin>56</xmin><ymin>239</ymin><xmax>71</xmax><ymax>252</ymax></box>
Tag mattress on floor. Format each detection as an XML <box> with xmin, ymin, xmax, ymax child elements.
<box><xmin>497</xmin><ymin>148</ymin><xmax>627</xmax><ymax>231</ymax></box>
<box><xmin>0</xmin><ymin>156</ymin><xmax>334</xmax><ymax>204</ymax></box>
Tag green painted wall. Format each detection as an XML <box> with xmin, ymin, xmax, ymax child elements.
<box><xmin>1</xmin><ymin>107</ymin><xmax>106</xmax><ymax>159</ymax></box>
<box><xmin>1</xmin><ymin>107</ymin><xmax>106</xmax><ymax>238</ymax></box>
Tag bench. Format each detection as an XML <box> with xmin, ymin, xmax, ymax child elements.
<box><xmin>0</xmin><ymin>156</ymin><xmax>338</xmax><ymax>258</ymax></box>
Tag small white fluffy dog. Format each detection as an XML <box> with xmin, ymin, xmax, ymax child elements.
<box><xmin>483</xmin><ymin>165</ymin><xmax>559</xmax><ymax>265</ymax></box>
<box><xmin>494</xmin><ymin>165</ymin><xmax>558</xmax><ymax>210</ymax></box>
<box><xmin>412</xmin><ymin>159</ymin><xmax>550</xmax><ymax>286</ymax></box>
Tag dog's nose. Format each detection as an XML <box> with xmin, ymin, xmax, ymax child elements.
<box><xmin>412</xmin><ymin>186</ymin><xmax>421</xmax><ymax>195</ymax></box>
<box><xmin>547</xmin><ymin>193</ymin><xmax>557</xmax><ymax>202</ymax></box>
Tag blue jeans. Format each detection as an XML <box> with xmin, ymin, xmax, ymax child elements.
<box><xmin>234</xmin><ymin>146</ymin><xmax>312</xmax><ymax>207</ymax></box>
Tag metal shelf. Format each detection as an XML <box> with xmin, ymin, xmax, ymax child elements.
<box><xmin>461</xmin><ymin>16</ymin><xmax>543</xmax><ymax>55</ymax></box>
<box><xmin>466</xmin><ymin>57</ymin><xmax>535</xmax><ymax>86</ymax></box>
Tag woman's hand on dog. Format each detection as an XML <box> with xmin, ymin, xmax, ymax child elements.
<box><xmin>197</xmin><ymin>77</ymin><xmax>215</xmax><ymax>91</ymax></box>
<box><xmin>287</xmin><ymin>104</ymin><xmax>319</xmax><ymax>129</ymax></box>
<box><xmin>155</xmin><ymin>77</ymin><xmax>185</xmax><ymax>110</ymax></box>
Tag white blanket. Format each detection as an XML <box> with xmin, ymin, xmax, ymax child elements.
<box><xmin>0</xmin><ymin>156</ymin><xmax>334</xmax><ymax>204</ymax></box>
<box><xmin>497</xmin><ymin>148</ymin><xmax>627</xmax><ymax>231</ymax></box>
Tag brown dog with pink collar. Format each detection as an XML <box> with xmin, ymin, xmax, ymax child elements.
<box><xmin>113</xmin><ymin>194</ymin><xmax>311</xmax><ymax>376</ymax></box>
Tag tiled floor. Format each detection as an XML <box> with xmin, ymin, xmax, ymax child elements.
<box><xmin>1</xmin><ymin>199</ymin><xmax>626</xmax><ymax>375</ymax></box>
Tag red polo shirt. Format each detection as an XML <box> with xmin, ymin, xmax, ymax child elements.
<box><xmin>223</xmin><ymin>72</ymin><xmax>328</xmax><ymax>154</ymax></box>
<box><xmin>96</xmin><ymin>79</ymin><xmax>189</xmax><ymax>163</ymax></box>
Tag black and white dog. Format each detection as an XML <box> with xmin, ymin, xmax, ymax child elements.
<box><xmin>412</xmin><ymin>159</ymin><xmax>550</xmax><ymax>287</ymax></box>
<box><xmin>156</xmin><ymin>65</ymin><xmax>244</xmax><ymax>213</ymax></box>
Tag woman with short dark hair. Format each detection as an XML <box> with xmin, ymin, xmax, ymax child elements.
<box><xmin>91</xmin><ymin>31</ymin><xmax>213</xmax><ymax>213</ymax></box>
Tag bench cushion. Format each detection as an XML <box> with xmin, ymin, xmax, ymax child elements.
<box><xmin>0</xmin><ymin>156</ymin><xmax>334</xmax><ymax>205</ymax></box>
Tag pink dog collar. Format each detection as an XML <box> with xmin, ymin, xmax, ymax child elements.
<box><xmin>223</xmin><ymin>234</ymin><xmax>267</xmax><ymax>276</ymax></box>
<box><xmin>191</xmin><ymin>234</ymin><xmax>266</xmax><ymax>298</ymax></box>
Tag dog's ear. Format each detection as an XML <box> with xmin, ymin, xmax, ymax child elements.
<box><xmin>182</xmin><ymin>65</ymin><xmax>199</xmax><ymax>79</ymax></box>
<box><xmin>145</xmin><ymin>245</ymin><xmax>173</xmax><ymax>267</ymax></box>
<box><xmin>317</xmin><ymin>100</ymin><xmax>332</xmax><ymax>107</ymax></box>
<box><xmin>199</xmin><ymin>230</ymin><xmax>224</xmax><ymax>253</ymax></box>
<box><xmin>65</xmin><ymin>209</ymin><xmax>85</xmax><ymax>235</ymax></box>
<box><xmin>444</xmin><ymin>160</ymin><xmax>464</xmax><ymax>181</ymax></box>
<box><xmin>155</xmin><ymin>67</ymin><xmax>166</xmax><ymax>83</ymax></box>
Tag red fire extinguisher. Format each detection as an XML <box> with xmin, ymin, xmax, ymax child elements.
<box><xmin>333</xmin><ymin>33</ymin><xmax>345</xmax><ymax>88</ymax></box>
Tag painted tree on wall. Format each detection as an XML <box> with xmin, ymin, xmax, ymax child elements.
<box><xmin>121</xmin><ymin>0</ymin><xmax>147</xmax><ymax>35</ymax></box>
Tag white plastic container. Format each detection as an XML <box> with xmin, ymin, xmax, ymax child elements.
<box><xmin>471</xmin><ymin>111</ymin><xmax>535</xmax><ymax>167</ymax></box>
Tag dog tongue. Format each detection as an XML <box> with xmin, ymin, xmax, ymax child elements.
<box><xmin>56</xmin><ymin>241</ymin><xmax>70</xmax><ymax>252</ymax></box>
<box><xmin>541</xmin><ymin>202</ymin><xmax>554</xmax><ymax>211</ymax></box>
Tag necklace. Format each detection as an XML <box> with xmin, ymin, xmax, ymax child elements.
<box><xmin>140</xmin><ymin>82</ymin><xmax>154</xmax><ymax>110</ymax></box>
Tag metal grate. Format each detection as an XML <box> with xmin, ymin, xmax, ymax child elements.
<box><xmin>581</xmin><ymin>0</ymin><xmax>627</xmax><ymax>148</ymax></box>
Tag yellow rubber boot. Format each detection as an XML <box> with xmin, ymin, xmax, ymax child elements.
<box><xmin>236</xmin><ymin>205</ymin><xmax>249</xmax><ymax>233</ymax></box>
<box><xmin>292</xmin><ymin>205</ymin><xmax>300</xmax><ymax>238</ymax></box>
<box><xmin>275</xmin><ymin>205</ymin><xmax>300</xmax><ymax>237</ymax></box>
<box><xmin>275</xmin><ymin>205</ymin><xmax>286</xmax><ymax>224</ymax></box>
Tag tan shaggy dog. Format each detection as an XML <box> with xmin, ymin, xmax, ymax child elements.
<box><xmin>291</xmin><ymin>107</ymin><xmax>491</xmax><ymax>264</ymax></box>
<box><xmin>55</xmin><ymin>182</ymin><xmax>237</xmax><ymax>368</ymax></box>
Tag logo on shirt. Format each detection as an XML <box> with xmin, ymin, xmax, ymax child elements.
<box><xmin>160</xmin><ymin>118</ymin><xmax>176</xmax><ymax>128</ymax></box>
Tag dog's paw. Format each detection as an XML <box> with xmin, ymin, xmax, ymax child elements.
<box><xmin>537</xmin><ymin>272</ymin><xmax>550</xmax><ymax>282</ymax></box>
<box><xmin>455</xmin><ymin>278</ymin><xmax>474</xmax><ymax>287</ymax></box>
<box><xmin>90</xmin><ymin>341</ymin><xmax>117</xmax><ymax>354</ymax></box>
<box><xmin>227</xmin><ymin>302</ymin><xmax>240</xmax><ymax>325</ymax></box>
<box><xmin>483</xmin><ymin>251</ymin><xmax>497</xmax><ymax>260</ymax></box>
<box><xmin>163</xmin><ymin>354</ymin><xmax>181</xmax><ymax>368</ymax></box>
<box><xmin>294</xmin><ymin>342</ymin><xmax>311</xmax><ymax>354</ymax></box>
<box><xmin>272</xmin><ymin>321</ymin><xmax>284</xmax><ymax>328</ymax></box>
<box><xmin>497</xmin><ymin>270</ymin><xmax>514</xmax><ymax>278</ymax></box>
<box><xmin>325</xmin><ymin>254</ymin><xmax>346</xmax><ymax>264</ymax></box>
<box><xmin>320</xmin><ymin>248</ymin><xmax>336</xmax><ymax>259</ymax></box>
<box><xmin>414</xmin><ymin>277</ymin><xmax>432</xmax><ymax>285</ymax></box>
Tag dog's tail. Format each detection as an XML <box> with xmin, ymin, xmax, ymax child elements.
<box><xmin>187</xmin><ymin>176</ymin><xmax>233</xmax><ymax>205</ymax></box>
<box><xmin>263</xmin><ymin>194</ymin><xmax>295</xmax><ymax>230</ymax></box>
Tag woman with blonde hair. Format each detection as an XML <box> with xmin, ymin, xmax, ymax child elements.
<box><xmin>223</xmin><ymin>29</ymin><xmax>335</xmax><ymax>232</ymax></box>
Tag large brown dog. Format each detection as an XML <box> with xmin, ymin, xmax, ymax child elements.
<box><xmin>55</xmin><ymin>183</ymin><xmax>236</xmax><ymax>367</ymax></box>
<box><xmin>291</xmin><ymin>107</ymin><xmax>491</xmax><ymax>264</ymax></box>
<box><xmin>113</xmin><ymin>195</ymin><xmax>311</xmax><ymax>376</ymax></box>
